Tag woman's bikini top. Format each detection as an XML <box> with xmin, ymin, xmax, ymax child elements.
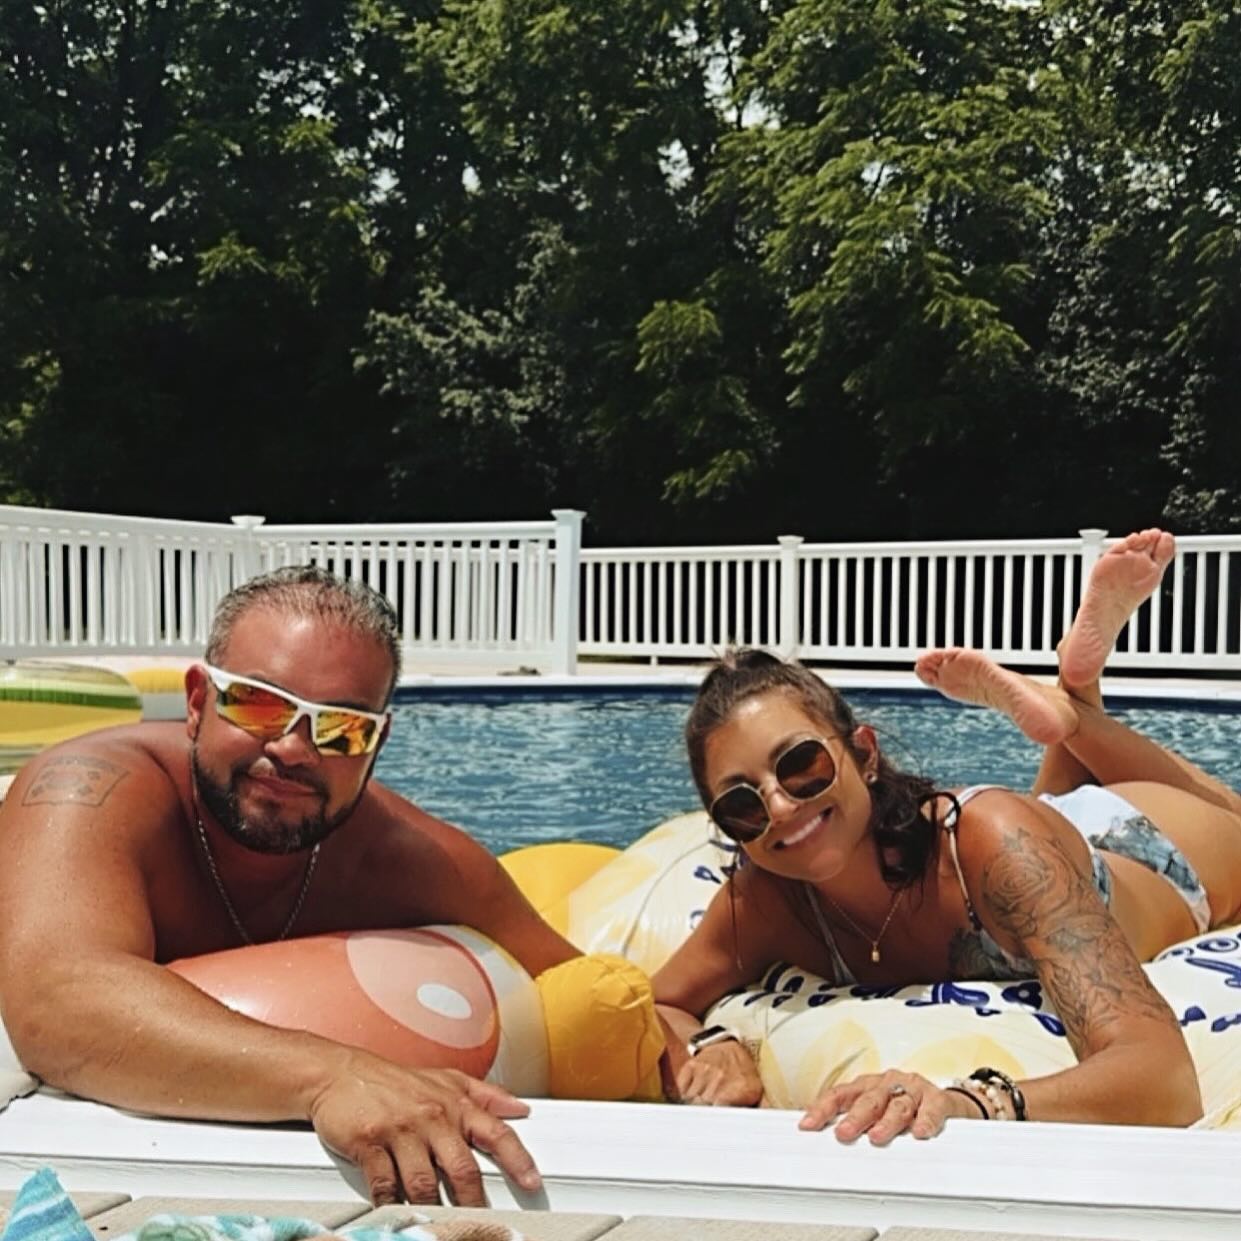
<box><xmin>804</xmin><ymin>784</ymin><xmax>1113</xmax><ymax>984</ymax></box>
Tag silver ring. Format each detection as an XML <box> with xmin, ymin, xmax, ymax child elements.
<box><xmin>888</xmin><ymin>1083</ymin><xmax>909</xmax><ymax>1097</ymax></box>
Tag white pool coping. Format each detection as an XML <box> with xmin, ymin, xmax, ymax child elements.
<box><xmin>3</xmin><ymin>1089</ymin><xmax>1241</xmax><ymax>1238</ymax></box>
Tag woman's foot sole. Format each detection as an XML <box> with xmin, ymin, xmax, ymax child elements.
<box><xmin>1059</xmin><ymin>529</ymin><xmax>1175</xmax><ymax>689</ymax></box>
<box><xmin>916</xmin><ymin>648</ymin><xmax>1076</xmax><ymax>745</ymax></box>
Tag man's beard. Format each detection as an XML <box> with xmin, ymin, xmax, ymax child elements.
<box><xmin>190</xmin><ymin>747</ymin><xmax>356</xmax><ymax>855</ymax></box>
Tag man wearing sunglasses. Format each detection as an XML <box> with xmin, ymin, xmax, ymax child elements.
<box><xmin>0</xmin><ymin>566</ymin><xmax>586</xmax><ymax>1208</ymax></box>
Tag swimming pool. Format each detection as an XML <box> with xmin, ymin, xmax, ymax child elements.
<box><xmin>376</xmin><ymin>689</ymin><xmax>1241</xmax><ymax>855</ymax></box>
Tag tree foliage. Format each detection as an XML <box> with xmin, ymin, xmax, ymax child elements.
<box><xmin>1</xmin><ymin>0</ymin><xmax>1237</xmax><ymax>540</ymax></box>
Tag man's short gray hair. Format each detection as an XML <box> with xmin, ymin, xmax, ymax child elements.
<box><xmin>206</xmin><ymin>565</ymin><xmax>402</xmax><ymax>701</ymax></box>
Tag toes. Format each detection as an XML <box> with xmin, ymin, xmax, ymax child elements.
<box><xmin>914</xmin><ymin>649</ymin><xmax>952</xmax><ymax>685</ymax></box>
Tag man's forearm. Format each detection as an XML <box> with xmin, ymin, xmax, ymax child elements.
<box><xmin>8</xmin><ymin>954</ymin><xmax>352</xmax><ymax>1122</ymax></box>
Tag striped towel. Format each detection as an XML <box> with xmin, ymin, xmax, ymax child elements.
<box><xmin>1</xmin><ymin>1171</ymin><xmax>524</xmax><ymax>1241</ymax></box>
<box><xmin>0</xmin><ymin>1169</ymin><xmax>93</xmax><ymax>1241</ymax></box>
<box><xmin>121</xmin><ymin>1217</ymin><xmax>524</xmax><ymax>1241</ymax></box>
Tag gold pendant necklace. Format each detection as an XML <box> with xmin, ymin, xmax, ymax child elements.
<box><xmin>816</xmin><ymin>886</ymin><xmax>902</xmax><ymax>964</ymax></box>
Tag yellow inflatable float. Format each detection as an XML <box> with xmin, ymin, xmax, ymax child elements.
<box><xmin>508</xmin><ymin>811</ymin><xmax>1241</xmax><ymax>1128</ymax></box>
<box><xmin>0</xmin><ymin>661</ymin><xmax>142</xmax><ymax>775</ymax></box>
<box><xmin>124</xmin><ymin>663</ymin><xmax>192</xmax><ymax>720</ymax></box>
<box><xmin>499</xmin><ymin>840</ymin><xmax>619</xmax><ymax>926</ymax></box>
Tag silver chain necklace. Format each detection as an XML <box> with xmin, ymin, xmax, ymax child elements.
<box><xmin>191</xmin><ymin>786</ymin><xmax>319</xmax><ymax>946</ymax></box>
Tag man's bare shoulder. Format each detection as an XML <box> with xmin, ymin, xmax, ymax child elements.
<box><xmin>317</xmin><ymin>780</ymin><xmax>508</xmax><ymax>927</ymax></box>
<box><xmin>1</xmin><ymin>722</ymin><xmax>187</xmax><ymax>832</ymax></box>
<box><xmin>0</xmin><ymin>724</ymin><xmax>190</xmax><ymax>958</ymax></box>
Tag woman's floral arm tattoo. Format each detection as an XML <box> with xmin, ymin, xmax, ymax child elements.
<box><xmin>978</xmin><ymin>822</ymin><xmax>1176</xmax><ymax>1058</ymax></box>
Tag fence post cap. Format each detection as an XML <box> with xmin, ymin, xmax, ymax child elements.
<box><xmin>777</xmin><ymin>534</ymin><xmax>804</xmax><ymax>548</ymax></box>
<box><xmin>230</xmin><ymin>515</ymin><xmax>266</xmax><ymax>530</ymax></box>
<box><xmin>1078</xmin><ymin>527</ymin><xmax>1108</xmax><ymax>540</ymax></box>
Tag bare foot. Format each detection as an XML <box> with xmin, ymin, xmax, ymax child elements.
<box><xmin>1059</xmin><ymin>528</ymin><xmax>1176</xmax><ymax>689</ymax></box>
<box><xmin>916</xmin><ymin>648</ymin><xmax>1077</xmax><ymax>745</ymax></box>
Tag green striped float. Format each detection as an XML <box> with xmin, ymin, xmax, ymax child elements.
<box><xmin>0</xmin><ymin>662</ymin><xmax>142</xmax><ymax>776</ymax></box>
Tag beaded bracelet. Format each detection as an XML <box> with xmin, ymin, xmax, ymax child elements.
<box><xmin>952</xmin><ymin>1074</ymin><xmax>1010</xmax><ymax>1120</ymax></box>
<box><xmin>950</xmin><ymin>1077</ymin><xmax>1005</xmax><ymax>1119</ymax></box>
<box><xmin>944</xmin><ymin>1084</ymin><xmax>990</xmax><ymax>1120</ymax></box>
<box><xmin>969</xmin><ymin>1066</ymin><xmax>1028</xmax><ymax>1121</ymax></box>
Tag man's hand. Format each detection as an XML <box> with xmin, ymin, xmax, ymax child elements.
<box><xmin>308</xmin><ymin>1053</ymin><xmax>541</xmax><ymax>1205</ymax></box>
<box><xmin>674</xmin><ymin>1040</ymin><xmax>763</xmax><ymax>1107</ymax></box>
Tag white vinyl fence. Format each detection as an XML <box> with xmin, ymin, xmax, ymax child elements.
<box><xmin>2</xmin><ymin>505</ymin><xmax>1240</xmax><ymax>675</ymax></box>
<box><xmin>0</xmin><ymin>505</ymin><xmax>583</xmax><ymax>673</ymax></box>
<box><xmin>580</xmin><ymin>530</ymin><xmax>1241</xmax><ymax>673</ymax></box>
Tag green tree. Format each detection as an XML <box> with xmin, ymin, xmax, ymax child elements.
<box><xmin>0</xmin><ymin>0</ymin><xmax>386</xmax><ymax>519</ymax></box>
<box><xmin>1151</xmin><ymin>4</ymin><xmax>1241</xmax><ymax>530</ymax></box>
<box><xmin>357</xmin><ymin>0</ymin><xmax>777</xmax><ymax>539</ymax></box>
<box><xmin>1038</xmin><ymin>1</ymin><xmax>1241</xmax><ymax>533</ymax></box>
<box><xmin>4</xmin><ymin>0</ymin><xmax>1237</xmax><ymax>543</ymax></box>
<box><xmin>704</xmin><ymin>0</ymin><xmax>1072</xmax><ymax>536</ymax></box>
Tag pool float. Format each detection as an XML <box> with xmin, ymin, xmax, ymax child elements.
<box><xmin>123</xmin><ymin>664</ymin><xmax>192</xmax><ymax>720</ymax></box>
<box><xmin>157</xmin><ymin>840</ymin><xmax>665</xmax><ymax>1104</ymax></box>
<box><xmin>555</xmin><ymin>811</ymin><xmax>1241</xmax><ymax>1128</ymax></box>
<box><xmin>499</xmin><ymin>840</ymin><xmax>620</xmax><ymax>930</ymax></box>
<box><xmin>170</xmin><ymin>927</ymin><xmax>545</xmax><ymax>1090</ymax></box>
<box><xmin>167</xmin><ymin>929</ymin><xmax>663</xmax><ymax>1102</ymax></box>
<box><xmin>538</xmin><ymin>810</ymin><xmax>729</xmax><ymax>974</ymax></box>
<box><xmin>705</xmin><ymin>936</ymin><xmax>1241</xmax><ymax>1129</ymax></box>
<box><xmin>0</xmin><ymin>661</ymin><xmax>142</xmax><ymax>775</ymax></box>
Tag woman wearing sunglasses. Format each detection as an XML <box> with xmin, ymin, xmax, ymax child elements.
<box><xmin>653</xmin><ymin>529</ymin><xmax>1241</xmax><ymax>1136</ymax></box>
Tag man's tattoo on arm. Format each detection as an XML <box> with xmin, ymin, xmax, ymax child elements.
<box><xmin>980</xmin><ymin>825</ymin><xmax>1175</xmax><ymax>1058</ymax></box>
<box><xmin>22</xmin><ymin>755</ymin><xmax>128</xmax><ymax>807</ymax></box>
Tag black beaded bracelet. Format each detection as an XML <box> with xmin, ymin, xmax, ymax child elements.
<box><xmin>944</xmin><ymin>1084</ymin><xmax>990</xmax><ymax>1119</ymax></box>
<box><xmin>970</xmin><ymin>1066</ymin><xmax>1028</xmax><ymax>1121</ymax></box>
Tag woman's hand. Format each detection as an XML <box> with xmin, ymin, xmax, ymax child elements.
<box><xmin>674</xmin><ymin>1039</ymin><xmax>764</xmax><ymax>1107</ymax></box>
<box><xmin>800</xmin><ymin>1071</ymin><xmax>981</xmax><ymax>1143</ymax></box>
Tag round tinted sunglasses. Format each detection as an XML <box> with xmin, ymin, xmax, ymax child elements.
<box><xmin>708</xmin><ymin>736</ymin><xmax>840</xmax><ymax>844</ymax></box>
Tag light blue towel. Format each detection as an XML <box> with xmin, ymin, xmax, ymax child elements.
<box><xmin>1</xmin><ymin>1170</ymin><xmax>524</xmax><ymax>1241</ymax></box>
<box><xmin>119</xmin><ymin>1217</ymin><xmax>523</xmax><ymax>1241</ymax></box>
<box><xmin>123</xmin><ymin>1219</ymin><xmax>344</xmax><ymax>1241</ymax></box>
<box><xmin>1</xmin><ymin>1169</ymin><xmax>93</xmax><ymax>1241</ymax></box>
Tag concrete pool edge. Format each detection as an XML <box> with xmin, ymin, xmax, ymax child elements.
<box><xmin>8</xmin><ymin>654</ymin><xmax>1241</xmax><ymax>710</ymax></box>
<box><xmin>395</xmin><ymin>667</ymin><xmax>1241</xmax><ymax>710</ymax></box>
<box><xmin>4</xmin><ymin>1089</ymin><xmax>1241</xmax><ymax>1238</ymax></box>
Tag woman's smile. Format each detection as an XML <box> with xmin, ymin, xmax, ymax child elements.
<box><xmin>771</xmin><ymin>807</ymin><xmax>831</xmax><ymax>850</ymax></box>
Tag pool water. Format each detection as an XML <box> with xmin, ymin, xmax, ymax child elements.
<box><xmin>375</xmin><ymin>690</ymin><xmax>1241</xmax><ymax>856</ymax></box>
